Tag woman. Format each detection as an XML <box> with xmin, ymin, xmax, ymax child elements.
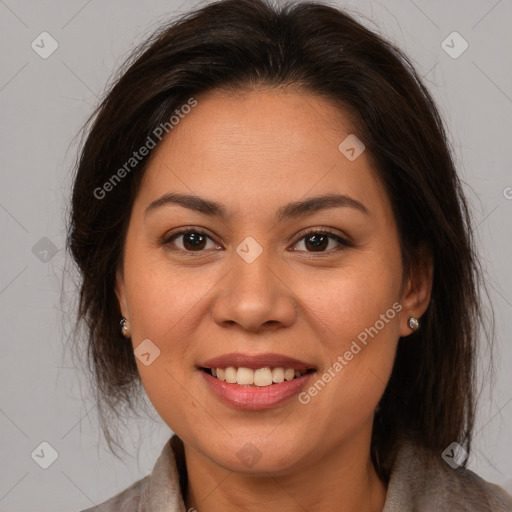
<box><xmin>68</xmin><ymin>0</ymin><xmax>512</xmax><ymax>510</ymax></box>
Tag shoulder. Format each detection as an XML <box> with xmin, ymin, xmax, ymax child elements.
<box><xmin>425</xmin><ymin>464</ymin><xmax>512</xmax><ymax>511</ymax></box>
<box><xmin>77</xmin><ymin>436</ymin><xmax>186</xmax><ymax>512</ymax></box>
<box><xmin>79</xmin><ymin>475</ymin><xmax>149</xmax><ymax>512</ymax></box>
<box><xmin>384</xmin><ymin>441</ymin><xmax>512</xmax><ymax>512</ymax></box>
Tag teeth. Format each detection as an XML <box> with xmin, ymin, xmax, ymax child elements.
<box><xmin>254</xmin><ymin>368</ymin><xmax>273</xmax><ymax>386</ymax></box>
<box><xmin>236</xmin><ymin>367</ymin><xmax>254</xmax><ymax>385</ymax></box>
<box><xmin>272</xmin><ymin>367</ymin><xmax>284</xmax><ymax>383</ymax></box>
<box><xmin>208</xmin><ymin>366</ymin><xmax>309</xmax><ymax>386</ymax></box>
<box><xmin>225</xmin><ymin>366</ymin><xmax>237</xmax><ymax>384</ymax></box>
<box><xmin>284</xmin><ymin>368</ymin><xmax>295</xmax><ymax>381</ymax></box>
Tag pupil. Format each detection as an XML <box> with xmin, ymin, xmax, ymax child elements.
<box><xmin>184</xmin><ymin>232</ymin><xmax>206</xmax><ymax>250</ymax></box>
<box><xmin>306</xmin><ymin>234</ymin><xmax>328</xmax><ymax>251</ymax></box>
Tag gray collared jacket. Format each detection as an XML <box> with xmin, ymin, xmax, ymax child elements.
<box><xmin>80</xmin><ymin>435</ymin><xmax>512</xmax><ymax>511</ymax></box>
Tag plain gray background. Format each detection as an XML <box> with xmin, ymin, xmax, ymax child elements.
<box><xmin>0</xmin><ymin>0</ymin><xmax>511</xmax><ymax>510</ymax></box>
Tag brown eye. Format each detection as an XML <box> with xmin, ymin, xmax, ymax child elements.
<box><xmin>180</xmin><ymin>231</ymin><xmax>207</xmax><ymax>251</ymax></box>
<box><xmin>292</xmin><ymin>230</ymin><xmax>350</xmax><ymax>253</ymax></box>
<box><xmin>164</xmin><ymin>229</ymin><xmax>220</xmax><ymax>252</ymax></box>
<box><xmin>303</xmin><ymin>233</ymin><xmax>330</xmax><ymax>252</ymax></box>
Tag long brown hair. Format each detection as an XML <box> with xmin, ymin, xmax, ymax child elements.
<box><xmin>67</xmin><ymin>0</ymin><xmax>490</xmax><ymax>478</ymax></box>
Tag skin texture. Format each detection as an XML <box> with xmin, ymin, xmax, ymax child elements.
<box><xmin>115</xmin><ymin>88</ymin><xmax>433</xmax><ymax>512</ymax></box>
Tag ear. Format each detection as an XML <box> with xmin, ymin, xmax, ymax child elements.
<box><xmin>115</xmin><ymin>267</ymin><xmax>130</xmax><ymax>320</ymax></box>
<box><xmin>399</xmin><ymin>244</ymin><xmax>433</xmax><ymax>337</ymax></box>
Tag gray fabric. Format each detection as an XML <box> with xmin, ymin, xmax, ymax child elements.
<box><xmin>382</xmin><ymin>442</ymin><xmax>512</xmax><ymax>511</ymax></box>
<box><xmin>81</xmin><ymin>436</ymin><xmax>512</xmax><ymax>511</ymax></box>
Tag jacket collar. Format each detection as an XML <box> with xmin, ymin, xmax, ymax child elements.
<box><xmin>143</xmin><ymin>436</ymin><xmax>186</xmax><ymax>512</ymax></box>
<box><xmin>143</xmin><ymin>435</ymin><xmax>510</xmax><ymax>511</ymax></box>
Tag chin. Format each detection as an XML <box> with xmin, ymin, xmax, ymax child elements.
<box><xmin>202</xmin><ymin>432</ymin><xmax>309</xmax><ymax>475</ymax></box>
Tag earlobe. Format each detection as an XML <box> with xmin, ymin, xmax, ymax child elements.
<box><xmin>399</xmin><ymin>244</ymin><xmax>433</xmax><ymax>337</ymax></box>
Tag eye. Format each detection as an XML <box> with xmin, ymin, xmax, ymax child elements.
<box><xmin>161</xmin><ymin>227</ymin><xmax>351</xmax><ymax>254</ymax></box>
<box><xmin>162</xmin><ymin>228</ymin><xmax>221</xmax><ymax>252</ymax></box>
<box><xmin>291</xmin><ymin>228</ymin><xmax>351</xmax><ymax>253</ymax></box>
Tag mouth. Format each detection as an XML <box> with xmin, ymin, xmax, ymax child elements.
<box><xmin>198</xmin><ymin>353</ymin><xmax>317</xmax><ymax>409</ymax></box>
<box><xmin>200</xmin><ymin>366</ymin><xmax>316</xmax><ymax>387</ymax></box>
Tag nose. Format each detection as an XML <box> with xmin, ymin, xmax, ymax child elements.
<box><xmin>211</xmin><ymin>248</ymin><xmax>297</xmax><ymax>333</ymax></box>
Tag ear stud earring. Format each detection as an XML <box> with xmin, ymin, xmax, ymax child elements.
<box><xmin>408</xmin><ymin>317</ymin><xmax>420</xmax><ymax>332</ymax></box>
<box><xmin>120</xmin><ymin>317</ymin><xmax>130</xmax><ymax>338</ymax></box>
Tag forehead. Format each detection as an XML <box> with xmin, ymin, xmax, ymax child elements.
<box><xmin>136</xmin><ymin>88</ymin><xmax>391</xmax><ymax>221</ymax></box>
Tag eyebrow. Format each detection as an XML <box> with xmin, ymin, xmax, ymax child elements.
<box><xmin>145</xmin><ymin>192</ymin><xmax>369</xmax><ymax>221</ymax></box>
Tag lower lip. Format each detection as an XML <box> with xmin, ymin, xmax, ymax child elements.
<box><xmin>200</xmin><ymin>370</ymin><xmax>315</xmax><ymax>410</ymax></box>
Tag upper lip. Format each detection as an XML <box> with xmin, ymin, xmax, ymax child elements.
<box><xmin>200</xmin><ymin>352</ymin><xmax>316</xmax><ymax>371</ymax></box>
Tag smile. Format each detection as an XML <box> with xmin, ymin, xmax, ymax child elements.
<box><xmin>201</xmin><ymin>366</ymin><xmax>315</xmax><ymax>387</ymax></box>
<box><xmin>198</xmin><ymin>353</ymin><xmax>317</xmax><ymax>409</ymax></box>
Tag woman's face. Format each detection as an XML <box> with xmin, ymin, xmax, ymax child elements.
<box><xmin>116</xmin><ymin>88</ymin><xmax>430</xmax><ymax>474</ymax></box>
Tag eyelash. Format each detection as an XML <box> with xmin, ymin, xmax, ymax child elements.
<box><xmin>161</xmin><ymin>226</ymin><xmax>352</xmax><ymax>255</ymax></box>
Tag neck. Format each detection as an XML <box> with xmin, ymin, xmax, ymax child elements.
<box><xmin>183</xmin><ymin>432</ymin><xmax>387</xmax><ymax>512</ymax></box>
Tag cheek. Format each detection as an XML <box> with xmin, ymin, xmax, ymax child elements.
<box><xmin>121</xmin><ymin>248</ymin><xmax>212</xmax><ymax>407</ymax></box>
<box><xmin>124</xmin><ymin>259</ymin><xmax>207</xmax><ymax>432</ymax></box>
<box><xmin>124</xmin><ymin>248</ymin><xmax>217</xmax><ymax>344</ymax></box>
<box><xmin>294</xmin><ymin>257</ymin><xmax>402</xmax><ymax>422</ymax></box>
<box><xmin>299</xmin><ymin>257</ymin><xmax>402</xmax><ymax>349</ymax></box>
